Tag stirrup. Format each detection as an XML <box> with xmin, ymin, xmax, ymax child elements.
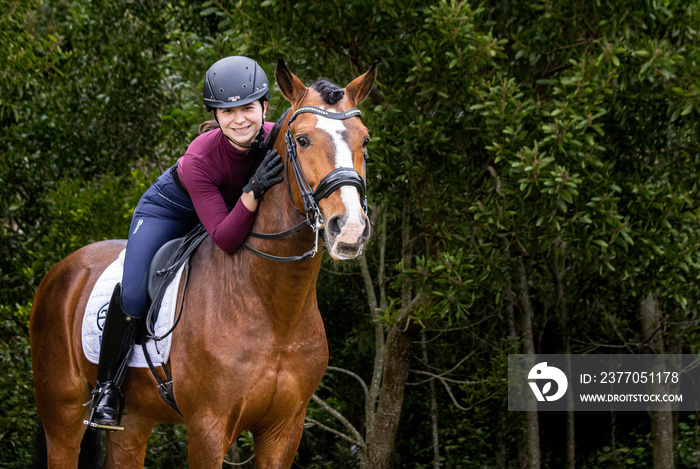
<box><xmin>83</xmin><ymin>385</ymin><xmax>125</xmax><ymax>431</ymax></box>
<box><xmin>83</xmin><ymin>420</ymin><xmax>125</xmax><ymax>432</ymax></box>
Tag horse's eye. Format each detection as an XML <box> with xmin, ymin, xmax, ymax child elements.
<box><xmin>296</xmin><ymin>136</ymin><xmax>310</xmax><ymax>148</ymax></box>
<box><xmin>362</xmin><ymin>136</ymin><xmax>370</xmax><ymax>147</ymax></box>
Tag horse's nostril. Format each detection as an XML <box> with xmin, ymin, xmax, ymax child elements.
<box><xmin>327</xmin><ymin>215</ymin><xmax>344</xmax><ymax>237</ymax></box>
<box><xmin>361</xmin><ymin>220</ymin><xmax>370</xmax><ymax>240</ymax></box>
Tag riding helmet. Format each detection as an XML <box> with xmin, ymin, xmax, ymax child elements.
<box><xmin>203</xmin><ymin>56</ymin><xmax>271</xmax><ymax>111</ymax></box>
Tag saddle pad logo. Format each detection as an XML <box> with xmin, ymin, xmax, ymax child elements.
<box><xmin>96</xmin><ymin>303</ymin><xmax>108</xmax><ymax>331</ymax></box>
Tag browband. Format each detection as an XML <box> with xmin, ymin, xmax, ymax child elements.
<box><xmin>288</xmin><ymin>106</ymin><xmax>361</xmax><ymax>124</ymax></box>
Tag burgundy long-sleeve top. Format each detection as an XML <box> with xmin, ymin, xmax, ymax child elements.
<box><xmin>176</xmin><ymin>122</ymin><xmax>274</xmax><ymax>253</ymax></box>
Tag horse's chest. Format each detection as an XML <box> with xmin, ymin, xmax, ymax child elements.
<box><xmin>232</xmin><ymin>339</ymin><xmax>328</xmax><ymax>419</ymax></box>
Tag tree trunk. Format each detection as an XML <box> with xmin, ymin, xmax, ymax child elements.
<box><xmin>361</xmin><ymin>205</ymin><xmax>388</xmax><ymax>445</ymax></box>
<box><xmin>494</xmin><ymin>408</ymin><xmax>507</xmax><ymax>469</ymax></box>
<box><xmin>501</xmin><ymin>274</ymin><xmax>519</xmax><ymax>468</ymax></box>
<box><xmin>362</xmin><ymin>324</ymin><xmax>414</xmax><ymax>469</ymax></box>
<box><xmin>639</xmin><ymin>294</ymin><xmax>674</xmax><ymax>469</ymax></box>
<box><xmin>421</xmin><ymin>330</ymin><xmax>441</xmax><ymax>469</ymax></box>
<box><xmin>361</xmin><ymin>193</ymin><xmax>417</xmax><ymax>469</ymax></box>
<box><xmin>549</xmin><ymin>245</ymin><xmax>575</xmax><ymax>469</ymax></box>
<box><xmin>515</xmin><ymin>254</ymin><xmax>540</xmax><ymax>469</ymax></box>
<box><xmin>565</xmin><ymin>362</ymin><xmax>575</xmax><ymax>469</ymax></box>
<box><xmin>611</xmin><ymin>411</ymin><xmax>618</xmax><ymax>467</ymax></box>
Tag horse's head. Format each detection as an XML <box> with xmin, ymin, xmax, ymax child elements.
<box><xmin>275</xmin><ymin>59</ymin><xmax>377</xmax><ymax>260</ymax></box>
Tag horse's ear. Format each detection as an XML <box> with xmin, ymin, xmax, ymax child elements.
<box><xmin>345</xmin><ymin>61</ymin><xmax>378</xmax><ymax>106</ymax></box>
<box><xmin>275</xmin><ymin>58</ymin><xmax>307</xmax><ymax>104</ymax></box>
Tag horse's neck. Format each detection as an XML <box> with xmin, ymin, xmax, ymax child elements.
<box><xmin>194</xmin><ymin>137</ymin><xmax>322</xmax><ymax>330</ymax></box>
<box><xmin>244</xmin><ymin>139</ymin><xmax>324</xmax><ymax>291</ymax></box>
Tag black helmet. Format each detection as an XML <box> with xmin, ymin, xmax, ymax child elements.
<box><xmin>203</xmin><ymin>56</ymin><xmax>271</xmax><ymax>110</ymax></box>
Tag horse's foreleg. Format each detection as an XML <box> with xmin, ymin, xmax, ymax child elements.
<box><xmin>252</xmin><ymin>412</ymin><xmax>306</xmax><ymax>469</ymax></box>
<box><xmin>102</xmin><ymin>414</ymin><xmax>157</xmax><ymax>469</ymax></box>
<box><xmin>40</xmin><ymin>410</ymin><xmax>92</xmax><ymax>469</ymax></box>
<box><xmin>35</xmin><ymin>379</ymin><xmax>93</xmax><ymax>469</ymax></box>
<box><xmin>186</xmin><ymin>417</ymin><xmax>232</xmax><ymax>469</ymax></box>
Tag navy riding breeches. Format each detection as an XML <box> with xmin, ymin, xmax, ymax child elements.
<box><xmin>121</xmin><ymin>165</ymin><xmax>199</xmax><ymax>318</ymax></box>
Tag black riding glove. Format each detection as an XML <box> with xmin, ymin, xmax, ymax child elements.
<box><xmin>243</xmin><ymin>149</ymin><xmax>284</xmax><ymax>201</ymax></box>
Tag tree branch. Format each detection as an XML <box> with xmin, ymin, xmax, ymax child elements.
<box><xmin>305</xmin><ymin>418</ymin><xmax>364</xmax><ymax>448</ymax></box>
<box><xmin>326</xmin><ymin>365</ymin><xmax>369</xmax><ymax>400</ymax></box>
<box><xmin>310</xmin><ymin>394</ymin><xmax>366</xmax><ymax>449</ymax></box>
<box><xmin>409</xmin><ymin>369</ymin><xmax>481</xmax><ymax>386</ymax></box>
<box><xmin>411</xmin><ymin>351</ymin><xmax>475</xmax><ymax>380</ymax></box>
<box><xmin>359</xmin><ymin>251</ymin><xmax>378</xmax><ymax>313</ymax></box>
<box><xmin>395</xmin><ymin>292</ymin><xmax>424</xmax><ymax>329</ymax></box>
<box><xmin>432</xmin><ymin>372</ymin><xmax>470</xmax><ymax>411</ymax></box>
<box><xmin>378</xmin><ymin>205</ymin><xmax>388</xmax><ymax>311</ymax></box>
<box><xmin>361</xmin><ymin>202</ymin><xmax>388</xmax><ymax>437</ymax></box>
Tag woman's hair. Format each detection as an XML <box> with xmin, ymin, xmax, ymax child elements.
<box><xmin>199</xmin><ymin>120</ymin><xmax>219</xmax><ymax>134</ymax></box>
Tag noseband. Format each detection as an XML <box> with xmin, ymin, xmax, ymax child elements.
<box><xmin>243</xmin><ymin>106</ymin><xmax>368</xmax><ymax>262</ymax></box>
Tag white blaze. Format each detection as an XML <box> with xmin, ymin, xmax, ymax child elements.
<box><xmin>314</xmin><ymin>115</ymin><xmax>364</xmax><ymax>226</ymax></box>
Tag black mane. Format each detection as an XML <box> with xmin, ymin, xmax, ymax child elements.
<box><xmin>312</xmin><ymin>79</ymin><xmax>344</xmax><ymax>105</ymax></box>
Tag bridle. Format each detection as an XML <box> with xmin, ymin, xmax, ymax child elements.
<box><xmin>243</xmin><ymin>106</ymin><xmax>368</xmax><ymax>262</ymax></box>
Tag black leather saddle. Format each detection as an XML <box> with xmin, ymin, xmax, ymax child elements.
<box><xmin>142</xmin><ymin>224</ymin><xmax>208</xmax><ymax>334</ymax></box>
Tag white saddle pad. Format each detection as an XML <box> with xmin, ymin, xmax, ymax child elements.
<box><xmin>82</xmin><ymin>249</ymin><xmax>184</xmax><ymax>368</ymax></box>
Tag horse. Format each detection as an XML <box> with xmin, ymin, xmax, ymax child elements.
<box><xmin>30</xmin><ymin>58</ymin><xmax>377</xmax><ymax>468</ymax></box>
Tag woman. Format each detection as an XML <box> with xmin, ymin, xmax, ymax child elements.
<box><xmin>86</xmin><ymin>56</ymin><xmax>284</xmax><ymax>430</ymax></box>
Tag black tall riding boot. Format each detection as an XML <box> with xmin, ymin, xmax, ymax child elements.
<box><xmin>85</xmin><ymin>283</ymin><xmax>141</xmax><ymax>431</ymax></box>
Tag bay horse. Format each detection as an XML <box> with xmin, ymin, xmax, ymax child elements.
<box><xmin>30</xmin><ymin>59</ymin><xmax>376</xmax><ymax>468</ymax></box>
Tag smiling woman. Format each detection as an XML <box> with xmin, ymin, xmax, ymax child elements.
<box><xmin>216</xmin><ymin>101</ymin><xmax>268</xmax><ymax>151</ymax></box>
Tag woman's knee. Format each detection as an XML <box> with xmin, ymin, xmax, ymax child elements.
<box><xmin>120</xmin><ymin>275</ymin><xmax>149</xmax><ymax>318</ymax></box>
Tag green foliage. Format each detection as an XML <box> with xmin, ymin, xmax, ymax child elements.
<box><xmin>675</xmin><ymin>414</ymin><xmax>700</xmax><ymax>467</ymax></box>
<box><xmin>144</xmin><ymin>424</ymin><xmax>189</xmax><ymax>469</ymax></box>
<box><xmin>581</xmin><ymin>431</ymin><xmax>653</xmax><ymax>468</ymax></box>
<box><xmin>2</xmin><ymin>0</ymin><xmax>700</xmax><ymax>467</ymax></box>
<box><xmin>0</xmin><ymin>304</ymin><xmax>35</xmax><ymax>467</ymax></box>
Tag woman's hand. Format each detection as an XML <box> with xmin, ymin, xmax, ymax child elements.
<box><xmin>243</xmin><ymin>149</ymin><xmax>284</xmax><ymax>201</ymax></box>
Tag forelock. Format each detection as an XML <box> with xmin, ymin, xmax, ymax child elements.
<box><xmin>312</xmin><ymin>79</ymin><xmax>345</xmax><ymax>105</ymax></box>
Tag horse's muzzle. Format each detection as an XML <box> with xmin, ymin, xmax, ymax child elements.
<box><xmin>324</xmin><ymin>212</ymin><xmax>370</xmax><ymax>260</ymax></box>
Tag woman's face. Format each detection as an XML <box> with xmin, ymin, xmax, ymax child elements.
<box><xmin>216</xmin><ymin>100</ymin><xmax>267</xmax><ymax>150</ymax></box>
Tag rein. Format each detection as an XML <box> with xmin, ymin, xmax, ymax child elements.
<box><xmin>243</xmin><ymin>106</ymin><xmax>367</xmax><ymax>262</ymax></box>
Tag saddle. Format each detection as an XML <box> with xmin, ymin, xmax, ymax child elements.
<box><xmin>139</xmin><ymin>223</ymin><xmax>208</xmax><ymax>413</ymax></box>
<box><xmin>148</xmin><ymin>224</ymin><xmax>207</xmax><ymax>301</ymax></box>
<box><xmin>144</xmin><ymin>224</ymin><xmax>208</xmax><ymax>332</ymax></box>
